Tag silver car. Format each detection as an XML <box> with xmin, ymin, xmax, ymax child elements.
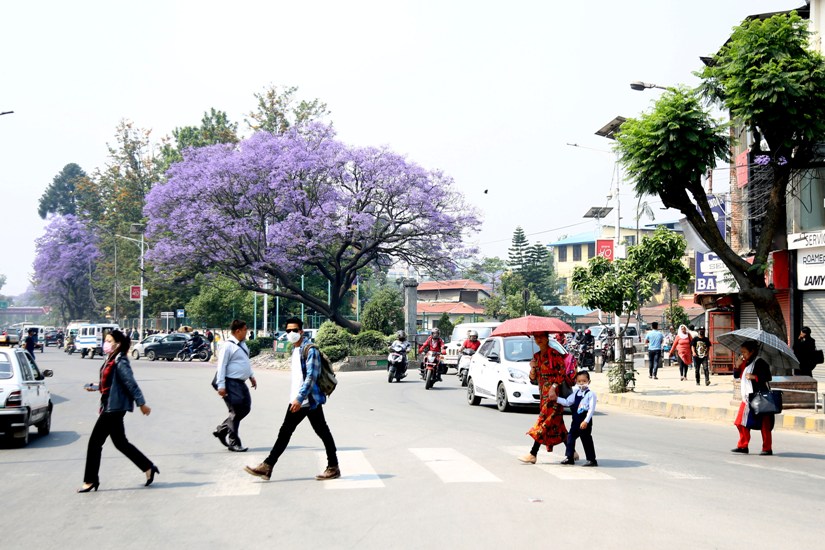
<box><xmin>0</xmin><ymin>349</ymin><xmax>53</xmax><ymax>446</ymax></box>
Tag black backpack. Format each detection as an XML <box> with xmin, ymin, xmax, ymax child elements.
<box><xmin>303</xmin><ymin>344</ymin><xmax>338</xmax><ymax>396</ymax></box>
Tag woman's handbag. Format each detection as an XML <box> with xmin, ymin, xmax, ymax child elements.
<box><xmin>750</xmin><ymin>388</ymin><xmax>783</xmax><ymax>415</ymax></box>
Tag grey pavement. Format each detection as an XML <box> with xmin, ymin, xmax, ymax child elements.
<box><xmin>585</xmin><ymin>354</ymin><xmax>825</xmax><ymax>434</ymax></box>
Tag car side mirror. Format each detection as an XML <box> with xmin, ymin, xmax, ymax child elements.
<box><xmin>43</xmin><ymin>369</ymin><xmax>54</xmax><ymax>378</ymax></box>
<box><xmin>488</xmin><ymin>353</ymin><xmax>500</xmax><ymax>363</ymax></box>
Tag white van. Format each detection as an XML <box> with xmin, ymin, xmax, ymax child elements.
<box><xmin>76</xmin><ymin>323</ymin><xmax>120</xmax><ymax>359</ymax></box>
<box><xmin>443</xmin><ymin>322</ymin><xmax>502</xmax><ymax>367</ymax></box>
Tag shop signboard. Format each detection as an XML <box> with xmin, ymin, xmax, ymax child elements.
<box><xmin>797</xmin><ymin>245</ymin><xmax>825</xmax><ymax>290</ymax></box>
<box><xmin>695</xmin><ymin>196</ymin><xmax>735</xmax><ymax>294</ymax></box>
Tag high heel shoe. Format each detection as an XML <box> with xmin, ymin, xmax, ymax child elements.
<box><xmin>145</xmin><ymin>465</ymin><xmax>159</xmax><ymax>487</ymax></box>
<box><xmin>77</xmin><ymin>482</ymin><xmax>99</xmax><ymax>493</ymax></box>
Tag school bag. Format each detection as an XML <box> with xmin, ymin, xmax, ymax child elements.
<box><xmin>303</xmin><ymin>344</ymin><xmax>338</xmax><ymax>396</ymax></box>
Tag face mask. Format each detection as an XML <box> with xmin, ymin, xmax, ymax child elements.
<box><xmin>103</xmin><ymin>342</ymin><xmax>115</xmax><ymax>355</ymax></box>
<box><xmin>578</xmin><ymin>383</ymin><xmax>589</xmax><ymax>390</ymax></box>
<box><xmin>286</xmin><ymin>331</ymin><xmax>302</xmax><ymax>344</ymax></box>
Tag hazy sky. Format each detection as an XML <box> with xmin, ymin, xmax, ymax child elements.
<box><xmin>0</xmin><ymin>0</ymin><xmax>800</xmax><ymax>296</ymax></box>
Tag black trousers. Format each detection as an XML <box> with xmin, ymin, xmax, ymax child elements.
<box><xmin>84</xmin><ymin>411</ymin><xmax>152</xmax><ymax>484</ymax></box>
<box><xmin>218</xmin><ymin>378</ymin><xmax>251</xmax><ymax>446</ymax></box>
<box><xmin>648</xmin><ymin>350</ymin><xmax>661</xmax><ymax>377</ymax></box>
<box><xmin>264</xmin><ymin>404</ymin><xmax>338</xmax><ymax>468</ymax></box>
<box><xmin>694</xmin><ymin>356</ymin><xmax>709</xmax><ymax>383</ymax></box>
<box><xmin>678</xmin><ymin>356</ymin><xmax>690</xmax><ymax>378</ymax></box>
<box><xmin>565</xmin><ymin>419</ymin><xmax>596</xmax><ymax>461</ymax></box>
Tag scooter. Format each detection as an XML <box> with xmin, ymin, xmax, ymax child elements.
<box><xmin>457</xmin><ymin>348</ymin><xmax>475</xmax><ymax>387</ymax></box>
<box><xmin>578</xmin><ymin>343</ymin><xmax>595</xmax><ymax>371</ymax></box>
<box><xmin>387</xmin><ymin>342</ymin><xmax>408</xmax><ymax>383</ymax></box>
<box><xmin>421</xmin><ymin>350</ymin><xmax>445</xmax><ymax>390</ymax></box>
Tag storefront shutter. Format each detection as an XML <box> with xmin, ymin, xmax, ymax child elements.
<box><xmin>739</xmin><ymin>301</ymin><xmax>760</xmax><ymax>330</ymax></box>
<box><xmin>802</xmin><ymin>291</ymin><xmax>825</xmax><ymax>349</ymax></box>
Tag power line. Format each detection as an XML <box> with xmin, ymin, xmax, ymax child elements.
<box><xmin>479</xmin><ymin>220</ymin><xmax>592</xmax><ymax>246</ymax></box>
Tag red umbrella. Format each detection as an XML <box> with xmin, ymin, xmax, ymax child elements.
<box><xmin>490</xmin><ymin>315</ymin><xmax>574</xmax><ymax>337</ymax></box>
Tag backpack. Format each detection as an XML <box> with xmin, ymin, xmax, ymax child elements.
<box><xmin>302</xmin><ymin>344</ymin><xmax>338</xmax><ymax>396</ymax></box>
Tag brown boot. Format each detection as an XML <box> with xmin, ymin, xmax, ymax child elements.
<box><xmin>244</xmin><ymin>462</ymin><xmax>273</xmax><ymax>481</ymax></box>
<box><xmin>315</xmin><ymin>466</ymin><xmax>341</xmax><ymax>480</ymax></box>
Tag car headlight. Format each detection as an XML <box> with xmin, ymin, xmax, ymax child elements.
<box><xmin>507</xmin><ymin>367</ymin><xmax>529</xmax><ymax>383</ymax></box>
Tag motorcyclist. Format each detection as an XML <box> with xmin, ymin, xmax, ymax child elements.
<box><xmin>580</xmin><ymin>328</ymin><xmax>595</xmax><ymax>349</ymax></box>
<box><xmin>185</xmin><ymin>331</ymin><xmax>205</xmax><ymax>355</ymax></box>
<box><xmin>388</xmin><ymin>330</ymin><xmax>411</xmax><ymax>378</ymax></box>
<box><xmin>459</xmin><ymin>330</ymin><xmax>481</xmax><ymax>353</ymax></box>
<box><xmin>418</xmin><ymin>328</ymin><xmax>446</xmax><ymax>381</ymax></box>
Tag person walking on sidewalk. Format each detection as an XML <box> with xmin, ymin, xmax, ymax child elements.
<box><xmin>732</xmin><ymin>340</ymin><xmax>775</xmax><ymax>455</ymax></box>
<box><xmin>213</xmin><ymin>319</ymin><xmax>256</xmax><ymax>452</ymax></box>
<box><xmin>556</xmin><ymin>370</ymin><xmax>598</xmax><ymax>467</ymax></box>
<box><xmin>691</xmin><ymin>327</ymin><xmax>712</xmax><ymax>386</ymax></box>
<box><xmin>663</xmin><ymin>325</ymin><xmax>676</xmax><ymax>366</ymax></box>
<box><xmin>645</xmin><ymin>322</ymin><xmax>664</xmax><ymax>379</ymax></box>
<box><xmin>673</xmin><ymin>325</ymin><xmax>693</xmax><ymax>381</ymax></box>
<box><xmin>792</xmin><ymin>327</ymin><xmax>817</xmax><ymax>377</ymax></box>
<box><xmin>244</xmin><ymin>317</ymin><xmax>340</xmax><ymax>481</ymax></box>
<box><xmin>518</xmin><ymin>331</ymin><xmax>569</xmax><ymax>464</ymax></box>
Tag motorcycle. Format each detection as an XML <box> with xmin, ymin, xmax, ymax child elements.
<box><xmin>421</xmin><ymin>350</ymin><xmax>445</xmax><ymax>390</ymax></box>
<box><xmin>176</xmin><ymin>341</ymin><xmax>212</xmax><ymax>362</ymax></box>
<box><xmin>457</xmin><ymin>348</ymin><xmax>475</xmax><ymax>387</ymax></box>
<box><xmin>578</xmin><ymin>343</ymin><xmax>595</xmax><ymax>371</ymax></box>
<box><xmin>387</xmin><ymin>342</ymin><xmax>409</xmax><ymax>383</ymax></box>
<box><xmin>64</xmin><ymin>339</ymin><xmax>76</xmax><ymax>355</ymax></box>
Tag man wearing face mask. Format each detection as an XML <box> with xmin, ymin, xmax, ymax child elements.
<box><xmin>244</xmin><ymin>317</ymin><xmax>340</xmax><ymax>482</ymax></box>
<box><xmin>213</xmin><ymin>319</ymin><xmax>256</xmax><ymax>452</ymax></box>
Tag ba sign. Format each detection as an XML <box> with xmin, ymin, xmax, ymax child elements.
<box><xmin>130</xmin><ymin>285</ymin><xmax>142</xmax><ymax>301</ymax></box>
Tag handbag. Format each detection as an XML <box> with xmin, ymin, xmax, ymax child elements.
<box><xmin>559</xmin><ymin>380</ymin><xmax>573</xmax><ymax>399</ymax></box>
<box><xmin>814</xmin><ymin>349</ymin><xmax>824</xmax><ymax>365</ymax></box>
<box><xmin>750</xmin><ymin>387</ymin><xmax>783</xmax><ymax>415</ymax></box>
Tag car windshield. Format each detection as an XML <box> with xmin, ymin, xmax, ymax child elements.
<box><xmin>503</xmin><ymin>337</ymin><xmax>539</xmax><ymax>362</ymax></box>
<box><xmin>0</xmin><ymin>352</ymin><xmax>12</xmax><ymax>379</ymax></box>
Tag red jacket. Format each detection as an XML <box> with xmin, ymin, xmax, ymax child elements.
<box><xmin>419</xmin><ymin>336</ymin><xmax>445</xmax><ymax>354</ymax></box>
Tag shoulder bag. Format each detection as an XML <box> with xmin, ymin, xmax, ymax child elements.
<box><xmin>750</xmin><ymin>384</ymin><xmax>783</xmax><ymax>415</ymax></box>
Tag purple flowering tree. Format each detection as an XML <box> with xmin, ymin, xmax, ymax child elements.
<box><xmin>33</xmin><ymin>215</ymin><xmax>100</xmax><ymax>323</ymax></box>
<box><xmin>145</xmin><ymin>124</ymin><xmax>480</xmax><ymax>331</ymax></box>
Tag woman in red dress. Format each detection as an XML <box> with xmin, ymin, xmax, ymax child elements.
<box><xmin>519</xmin><ymin>332</ymin><xmax>570</xmax><ymax>464</ymax></box>
<box><xmin>673</xmin><ymin>324</ymin><xmax>693</xmax><ymax>381</ymax></box>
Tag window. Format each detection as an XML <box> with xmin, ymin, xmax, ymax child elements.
<box><xmin>573</xmin><ymin>245</ymin><xmax>582</xmax><ymax>262</ymax></box>
<box><xmin>479</xmin><ymin>340</ymin><xmax>495</xmax><ymax>357</ymax></box>
<box><xmin>17</xmin><ymin>352</ymin><xmax>34</xmax><ymax>381</ymax></box>
<box><xmin>558</xmin><ymin>246</ymin><xmax>568</xmax><ymax>262</ymax></box>
<box><xmin>0</xmin><ymin>352</ymin><xmax>12</xmax><ymax>379</ymax></box>
<box><xmin>624</xmin><ymin>236</ymin><xmax>636</xmax><ymax>247</ymax></box>
<box><xmin>587</xmin><ymin>243</ymin><xmax>595</xmax><ymax>258</ymax></box>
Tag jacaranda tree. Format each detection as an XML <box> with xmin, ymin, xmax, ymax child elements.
<box><xmin>33</xmin><ymin>215</ymin><xmax>100</xmax><ymax>323</ymax></box>
<box><xmin>145</xmin><ymin>123</ymin><xmax>480</xmax><ymax>331</ymax></box>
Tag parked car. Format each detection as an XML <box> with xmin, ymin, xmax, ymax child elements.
<box><xmin>0</xmin><ymin>348</ymin><xmax>53</xmax><ymax>446</ymax></box>
<box><xmin>131</xmin><ymin>334</ymin><xmax>166</xmax><ymax>359</ymax></box>
<box><xmin>443</xmin><ymin>322</ymin><xmax>501</xmax><ymax>367</ymax></box>
<box><xmin>141</xmin><ymin>333</ymin><xmax>191</xmax><ymax>361</ymax></box>
<box><xmin>0</xmin><ymin>328</ymin><xmax>19</xmax><ymax>347</ymax></box>
<box><xmin>466</xmin><ymin>335</ymin><xmax>567</xmax><ymax>412</ymax></box>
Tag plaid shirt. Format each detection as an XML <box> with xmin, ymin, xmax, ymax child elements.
<box><xmin>298</xmin><ymin>336</ymin><xmax>326</xmax><ymax>409</ymax></box>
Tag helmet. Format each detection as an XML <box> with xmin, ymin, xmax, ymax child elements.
<box><xmin>397</xmin><ymin>330</ymin><xmax>406</xmax><ymax>340</ymax></box>
<box><xmin>432</xmin><ymin>328</ymin><xmax>440</xmax><ymax>336</ymax></box>
<box><xmin>577</xmin><ymin>329</ymin><xmax>583</xmax><ymax>334</ymax></box>
<box><xmin>194</xmin><ymin>331</ymin><xmax>199</xmax><ymax>336</ymax></box>
<box><xmin>468</xmin><ymin>330</ymin><xmax>478</xmax><ymax>339</ymax></box>
<box><xmin>585</xmin><ymin>329</ymin><xmax>591</xmax><ymax>335</ymax></box>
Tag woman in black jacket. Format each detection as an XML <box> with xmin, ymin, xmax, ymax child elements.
<box><xmin>792</xmin><ymin>327</ymin><xmax>817</xmax><ymax>377</ymax></box>
<box><xmin>732</xmin><ymin>340</ymin><xmax>775</xmax><ymax>455</ymax></box>
<box><xmin>78</xmin><ymin>329</ymin><xmax>159</xmax><ymax>492</ymax></box>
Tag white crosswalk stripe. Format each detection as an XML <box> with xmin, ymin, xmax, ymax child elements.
<box><xmin>317</xmin><ymin>450</ymin><xmax>385</xmax><ymax>489</ymax></box>
<box><xmin>410</xmin><ymin>448</ymin><xmax>501</xmax><ymax>483</ymax></box>
<box><xmin>499</xmin><ymin>446</ymin><xmax>614</xmax><ymax>480</ymax></box>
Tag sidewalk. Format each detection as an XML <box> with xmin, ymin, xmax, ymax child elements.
<box><xmin>587</xmin><ymin>355</ymin><xmax>825</xmax><ymax>435</ymax></box>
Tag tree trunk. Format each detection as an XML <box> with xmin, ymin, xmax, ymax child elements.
<box><xmin>738</xmin><ymin>284</ymin><xmax>790</xmax><ymax>375</ymax></box>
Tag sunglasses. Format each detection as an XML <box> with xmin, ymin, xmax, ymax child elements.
<box><xmin>285</xmin><ymin>328</ymin><xmax>301</xmax><ymax>333</ymax></box>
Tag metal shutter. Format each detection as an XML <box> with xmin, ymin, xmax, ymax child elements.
<box><xmin>802</xmin><ymin>291</ymin><xmax>825</xmax><ymax>351</ymax></box>
<box><xmin>739</xmin><ymin>301</ymin><xmax>760</xmax><ymax>330</ymax></box>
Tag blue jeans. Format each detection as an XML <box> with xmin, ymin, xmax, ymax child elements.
<box><xmin>648</xmin><ymin>350</ymin><xmax>662</xmax><ymax>377</ymax></box>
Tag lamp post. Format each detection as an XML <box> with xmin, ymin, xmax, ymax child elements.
<box><xmin>116</xmin><ymin>223</ymin><xmax>146</xmax><ymax>338</ymax></box>
<box><xmin>629</xmin><ymin>81</ymin><xmax>668</xmax><ymax>91</ymax></box>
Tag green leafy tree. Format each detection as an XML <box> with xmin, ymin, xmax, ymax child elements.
<box><xmin>522</xmin><ymin>242</ymin><xmax>560</xmax><ymax>304</ymax></box>
<box><xmin>38</xmin><ymin>163</ymin><xmax>88</xmax><ymax>219</ymax></box>
<box><xmin>158</xmin><ymin>108</ymin><xmax>239</xmax><ymax>172</ymax></box>
<box><xmin>361</xmin><ymin>287</ymin><xmax>404</xmax><ymax>335</ymax></box>
<box><xmin>461</xmin><ymin>256</ymin><xmax>506</xmax><ymax>290</ymax></box>
<box><xmin>245</xmin><ymin>84</ymin><xmax>330</xmax><ymax>134</ymax></box>
<box><xmin>616</xmin><ymin>12</ymin><xmax>825</xmax><ymax>343</ymax></box>
<box><xmin>436</xmin><ymin>313</ymin><xmax>454</xmax><ymax>338</ymax></box>
<box><xmin>481</xmin><ymin>271</ymin><xmax>547</xmax><ymax>320</ymax></box>
<box><xmin>185</xmin><ymin>276</ymin><xmax>254</xmax><ymax>329</ymax></box>
<box><xmin>665</xmin><ymin>305</ymin><xmax>690</xmax><ymax>328</ymax></box>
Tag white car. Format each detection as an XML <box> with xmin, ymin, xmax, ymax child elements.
<box><xmin>0</xmin><ymin>348</ymin><xmax>53</xmax><ymax>446</ymax></box>
<box><xmin>131</xmin><ymin>334</ymin><xmax>165</xmax><ymax>359</ymax></box>
<box><xmin>466</xmin><ymin>335</ymin><xmax>567</xmax><ymax>412</ymax></box>
<box><xmin>443</xmin><ymin>322</ymin><xmax>501</xmax><ymax>367</ymax></box>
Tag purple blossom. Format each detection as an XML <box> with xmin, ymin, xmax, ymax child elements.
<box><xmin>754</xmin><ymin>154</ymin><xmax>771</xmax><ymax>166</ymax></box>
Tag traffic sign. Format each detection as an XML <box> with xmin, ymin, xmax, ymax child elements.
<box><xmin>161</xmin><ymin>311</ymin><xmax>174</xmax><ymax>318</ymax></box>
<box><xmin>176</xmin><ymin>309</ymin><xmax>185</xmax><ymax>318</ymax></box>
<box><xmin>130</xmin><ymin>285</ymin><xmax>142</xmax><ymax>301</ymax></box>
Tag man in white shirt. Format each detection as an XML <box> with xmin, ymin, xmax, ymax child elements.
<box><xmin>213</xmin><ymin>319</ymin><xmax>256</xmax><ymax>452</ymax></box>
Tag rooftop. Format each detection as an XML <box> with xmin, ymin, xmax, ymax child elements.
<box><xmin>417</xmin><ymin>279</ymin><xmax>492</xmax><ymax>292</ymax></box>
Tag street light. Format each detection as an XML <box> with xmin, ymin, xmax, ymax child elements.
<box><xmin>115</xmin><ymin>224</ymin><xmax>146</xmax><ymax>339</ymax></box>
<box><xmin>630</xmin><ymin>81</ymin><xmax>668</xmax><ymax>91</ymax></box>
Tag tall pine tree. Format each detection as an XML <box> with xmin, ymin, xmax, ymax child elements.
<box><xmin>508</xmin><ymin>226</ymin><xmax>529</xmax><ymax>271</ymax></box>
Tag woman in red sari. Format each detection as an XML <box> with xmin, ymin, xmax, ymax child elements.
<box><xmin>519</xmin><ymin>331</ymin><xmax>569</xmax><ymax>464</ymax></box>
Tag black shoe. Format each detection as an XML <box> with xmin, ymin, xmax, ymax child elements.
<box><xmin>582</xmin><ymin>460</ymin><xmax>598</xmax><ymax>467</ymax></box>
<box><xmin>559</xmin><ymin>457</ymin><xmax>575</xmax><ymax>465</ymax></box>
<box><xmin>228</xmin><ymin>444</ymin><xmax>248</xmax><ymax>452</ymax></box>
<box><xmin>145</xmin><ymin>465</ymin><xmax>160</xmax><ymax>487</ymax></box>
<box><xmin>731</xmin><ymin>447</ymin><xmax>749</xmax><ymax>454</ymax></box>
<box><xmin>760</xmin><ymin>450</ymin><xmax>773</xmax><ymax>456</ymax></box>
<box><xmin>654</xmin><ymin>376</ymin><xmax>658</xmax><ymax>379</ymax></box>
<box><xmin>705</xmin><ymin>380</ymin><xmax>711</xmax><ymax>386</ymax></box>
<box><xmin>77</xmin><ymin>481</ymin><xmax>99</xmax><ymax>493</ymax></box>
<box><xmin>213</xmin><ymin>429</ymin><xmax>228</xmax><ymax>448</ymax></box>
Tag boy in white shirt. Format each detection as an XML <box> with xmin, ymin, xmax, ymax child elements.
<box><xmin>556</xmin><ymin>370</ymin><xmax>598</xmax><ymax>467</ymax></box>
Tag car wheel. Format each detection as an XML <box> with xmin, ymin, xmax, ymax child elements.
<box><xmin>131</xmin><ymin>350</ymin><xmax>140</xmax><ymax>360</ymax></box>
<box><xmin>467</xmin><ymin>379</ymin><xmax>481</xmax><ymax>406</ymax></box>
<box><xmin>37</xmin><ymin>408</ymin><xmax>51</xmax><ymax>436</ymax></box>
<box><xmin>146</xmin><ymin>350</ymin><xmax>156</xmax><ymax>361</ymax></box>
<box><xmin>496</xmin><ymin>383</ymin><xmax>511</xmax><ymax>412</ymax></box>
<box><xmin>13</xmin><ymin>426</ymin><xmax>30</xmax><ymax>448</ymax></box>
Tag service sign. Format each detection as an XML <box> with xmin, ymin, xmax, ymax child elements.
<box><xmin>797</xmin><ymin>245</ymin><xmax>825</xmax><ymax>289</ymax></box>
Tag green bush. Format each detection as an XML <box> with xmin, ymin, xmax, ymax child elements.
<box><xmin>256</xmin><ymin>336</ymin><xmax>275</xmax><ymax>351</ymax></box>
<box><xmin>247</xmin><ymin>339</ymin><xmax>262</xmax><ymax>358</ymax></box>
<box><xmin>353</xmin><ymin>330</ymin><xmax>389</xmax><ymax>354</ymax></box>
<box><xmin>322</xmin><ymin>344</ymin><xmax>349</xmax><ymax>362</ymax></box>
<box><xmin>316</xmin><ymin>321</ymin><xmax>354</xmax><ymax>349</ymax></box>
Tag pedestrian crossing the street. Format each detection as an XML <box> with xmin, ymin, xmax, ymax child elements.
<box><xmin>498</xmin><ymin>446</ymin><xmax>615</xmax><ymax>480</ymax></box>
<box><xmin>317</xmin><ymin>450</ymin><xmax>385</xmax><ymax>489</ymax></box>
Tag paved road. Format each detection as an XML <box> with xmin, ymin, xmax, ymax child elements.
<box><xmin>3</xmin><ymin>350</ymin><xmax>824</xmax><ymax>549</ymax></box>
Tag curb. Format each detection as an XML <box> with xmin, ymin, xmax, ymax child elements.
<box><xmin>600</xmin><ymin>392</ymin><xmax>825</xmax><ymax>435</ymax></box>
